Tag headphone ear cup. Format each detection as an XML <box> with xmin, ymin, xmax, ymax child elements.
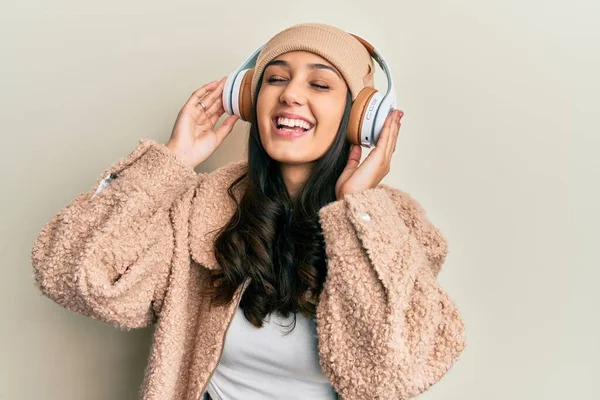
<box><xmin>238</xmin><ymin>68</ymin><xmax>254</xmax><ymax>122</ymax></box>
<box><xmin>347</xmin><ymin>87</ymin><xmax>378</xmax><ymax>145</ymax></box>
<box><xmin>227</xmin><ymin>68</ymin><xmax>254</xmax><ymax>121</ymax></box>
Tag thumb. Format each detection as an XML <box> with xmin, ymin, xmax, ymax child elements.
<box><xmin>215</xmin><ymin>114</ymin><xmax>239</xmax><ymax>140</ymax></box>
<box><xmin>347</xmin><ymin>144</ymin><xmax>361</xmax><ymax>165</ymax></box>
<box><xmin>340</xmin><ymin>144</ymin><xmax>361</xmax><ymax>176</ymax></box>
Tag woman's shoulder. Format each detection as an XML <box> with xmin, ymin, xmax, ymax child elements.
<box><xmin>195</xmin><ymin>159</ymin><xmax>248</xmax><ymax>198</ymax></box>
<box><xmin>211</xmin><ymin>159</ymin><xmax>248</xmax><ymax>176</ymax></box>
<box><xmin>188</xmin><ymin>159</ymin><xmax>248</xmax><ymax>270</ymax></box>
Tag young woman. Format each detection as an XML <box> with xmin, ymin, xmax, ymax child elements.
<box><xmin>31</xmin><ymin>23</ymin><xmax>466</xmax><ymax>400</ymax></box>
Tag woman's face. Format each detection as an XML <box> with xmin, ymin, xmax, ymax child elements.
<box><xmin>256</xmin><ymin>51</ymin><xmax>349</xmax><ymax>166</ymax></box>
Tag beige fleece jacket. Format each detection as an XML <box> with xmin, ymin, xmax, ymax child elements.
<box><xmin>31</xmin><ymin>138</ymin><xmax>466</xmax><ymax>400</ymax></box>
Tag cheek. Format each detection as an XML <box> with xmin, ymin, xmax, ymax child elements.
<box><xmin>256</xmin><ymin>89</ymin><xmax>278</xmax><ymax>125</ymax></box>
<box><xmin>255</xmin><ymin>92</ymin><xmax>266</xmax><ymax>118</ymax></box>
<box><xmin>314</xmin><ymin>98</ymin><xmax>346</xmax><ymax>138</ymax></box>
<box><xmin>255</xmin><ymin>94</ymin><xmax>269</xmax><ymax>131</ymax></box>
<box><xmin>255</xmin><ymin>93</ymin><xmax>273</xmax><ymax>148</ymax></box>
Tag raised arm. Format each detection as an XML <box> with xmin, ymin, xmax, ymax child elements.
<box><xmin>317</xmin><ymin>186</ymin><xmax>466</xmax><ymax>399</ymax></box>
<box><xmin>31</xmin><ymin>139</ymin><xmax>201</xmax><ymax>330</ymax></box>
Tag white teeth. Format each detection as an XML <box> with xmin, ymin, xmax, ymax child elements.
<box><xmin>276</xmin><ymin>117</ymin><xmax>313</xmax><ymax>130</ymax></box>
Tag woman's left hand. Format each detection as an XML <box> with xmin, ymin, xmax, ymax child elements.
<box><xmin>335</xmin><ymin>109</ymin><xmax>404</xmax><ymax>200</ymax></box>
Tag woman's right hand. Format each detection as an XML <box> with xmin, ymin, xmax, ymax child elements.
<box><xmin>166</xmin><ymin>76</ymin><xmax>240</xmax><ymax>169</ymax></box>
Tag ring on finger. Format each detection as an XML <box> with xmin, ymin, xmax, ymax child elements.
<box><xmin>199</xmin><ymin>102</ymin><xmax>207</xmax><ymax>111</ymax></box>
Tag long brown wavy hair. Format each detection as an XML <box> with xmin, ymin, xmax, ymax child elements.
<box><xmin>203</xmin><ymin>72</ymin><xmax>353</xmax><ymax>333</ymax></box>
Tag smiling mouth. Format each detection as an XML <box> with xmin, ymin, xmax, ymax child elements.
<box><xmin>271</xmin><ymin>118</ymin><xmax>315</xmax><ymax>138</ymax></box>
<box><xmin>276</xmin><ymin>124</ymin><xmax>309</xmax><ymax>132</ymax></box>
<box><xmin>272</xmin><ymin>117</ymin><xmax>315</xmax><ymax>133</ymax></box>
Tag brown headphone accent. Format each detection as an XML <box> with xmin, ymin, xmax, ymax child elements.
<box><xmin>349</xmin><ymin>34</ymin><xmax>375</xmax><ymax>57</ymax></box>
<box><xmin>239</xmin><ymin>69</ymin><xmax>255</xmax><ymax>122</ymax></box>
<box><xmin>347</xmin><ymin>86</ymin><xmax>377</xmax><ymax>145</ymax></box>
<box><xmin>348</xmin><ymin>34</ymin><xmax>378</xmax><ymax>145</ymax></box>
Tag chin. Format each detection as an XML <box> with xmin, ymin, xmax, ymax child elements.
<box><xmin>266</xmin><ymin>150</ymin><xmax>309</xmax><ymax>165</ymax></box>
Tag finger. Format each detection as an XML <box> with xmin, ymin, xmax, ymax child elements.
<box><xmin>346</xmin><ymin>143</ymin><xmax>362</xmax><ymax>166</ymax></box>
<box><xmin>205</xmin><ymin>94</ymin><xmax>223</xmax><ymax>120</ymax></box>
<box><xmin>191</xmin><ymin>79</ymin><xmax>226</xmax><ymax>125</ymax></box>
<box><xmin>189</xmin><ymin>104</ymin><xmax>211</xmax><ymax>126</ymax></box>
<box><xmin>343</xmin><ymin>145</ymin><xmax>362</xmax><ymax>175</ymax></box>
<box><xmin>378</xmin><ymin>110</ymin><xmax>396</xmax><ymax>160</ymax></box>
<box><xmin>197</xmin><ymin>76</ymin><xmax>226</xmax><ymax>112</ymax></box>
<box><xmin>378</xmin><ymin>109</ymin><xmax>395</xmax><ymax>148</ymax></box>
<box><xmin>386</xmin><ymin>110</ymin><xmax>398</xmax><ymax>148</ymax></box>
<box><xmin>214</xmin><ymin>114</ymin><xmax>240</xmax><ymax>142</ymax></box>
<box><xmin>208</xmin><ymin>101</ymin><xmax>226</xmax><ymax>126</ymax></box>
<box><xmin>216</xmin><ymin>100</ymin><xmax>225</xmax><ymax>116</ymax></box>
<box><xmin>186</xmin><ymin>80</ymin><xmax>219</xmax><ymax>109</ymax></box>
<box><xmin>336</xmin><ymin>145</ymin><xmax>362</xmax><ymax>188</ymax></box>
<box><xmin>392</xmin><ymin>125</ymin><xmax>399</xmax><ymax>152</ymax></box>
<box><xmin>385</xmin><ymin>110</ymin><xmax>401</xmax><ymax>160</ymax></box>
<box><xmin>391</xmin><ymin>112</ymin><xmax>403</xmax><ymax>154</ymax></box>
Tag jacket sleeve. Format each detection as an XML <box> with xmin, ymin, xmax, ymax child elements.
<box><xmin>31</xmin><ymin>139</ymin><xmax>200</xmax><ymax>330</ymax></box>
<box><xmin>381</xmin><ymin>183</ymin><xmax>449</xmax><ymax>278</ymax></box>
<box><xmin>318</xmin><ymin>186</ymin><xmax>466</xmax><ymax>399</ymax></box>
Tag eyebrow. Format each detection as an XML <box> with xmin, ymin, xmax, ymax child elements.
<box><xmin>265</xmin><ymin>59</ymin><xmax>342</xmax><ymax>79</ymax></box>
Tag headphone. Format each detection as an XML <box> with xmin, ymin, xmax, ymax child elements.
<box><xmin>222</xmin><ymin>33</ymin><xmax>397</xmax><ymax>148</ymax></box>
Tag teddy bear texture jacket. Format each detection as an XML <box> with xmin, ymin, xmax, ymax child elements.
<box><xmin>31</xmin><ymin>138</ymin><xmax>466</xmax><ymax>400</ymax></box>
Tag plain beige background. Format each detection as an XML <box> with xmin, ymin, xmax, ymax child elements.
<box><xmin>1</xmin><ymin>0</ymin><xmax>595</xmax><ymax>399</ymax></box>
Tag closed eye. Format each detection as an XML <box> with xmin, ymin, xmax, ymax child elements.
<box><xmin>267</xmin><ymin>78</ymin><xmax>329</xmax><ymax>91</ymax></box>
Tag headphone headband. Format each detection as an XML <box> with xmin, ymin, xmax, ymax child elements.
<box><xmin>349</xmin><ymin>33</ymin><xmax>396</xmax><ymax>105</ymax></box>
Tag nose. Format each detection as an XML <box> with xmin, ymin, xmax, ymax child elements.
<box><xmin>279</xmin><ymin>79</ymin><xmax>306</xmax><ymax>106</ymax></box>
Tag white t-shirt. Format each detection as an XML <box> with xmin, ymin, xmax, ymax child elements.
<box><xmin>204</xmin><ymin>304</ymin><xmax>338</xmax><ymax>399</ymax></box>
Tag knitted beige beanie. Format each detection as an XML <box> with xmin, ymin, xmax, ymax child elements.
<box><xmin>250</xmin><ymin>23</ymin><xmax>375</xmax><ymax>103</ymax></box>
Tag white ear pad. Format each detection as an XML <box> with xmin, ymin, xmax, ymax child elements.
<box><xmin>222</xmin><ymin>70</ymin><xmax>241</xmax><ymax>116</ymax></box>
<box><xmin>371</xmin><ymin>91</ymin><xmax>397</xmax><ymax>145</ymax></box>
